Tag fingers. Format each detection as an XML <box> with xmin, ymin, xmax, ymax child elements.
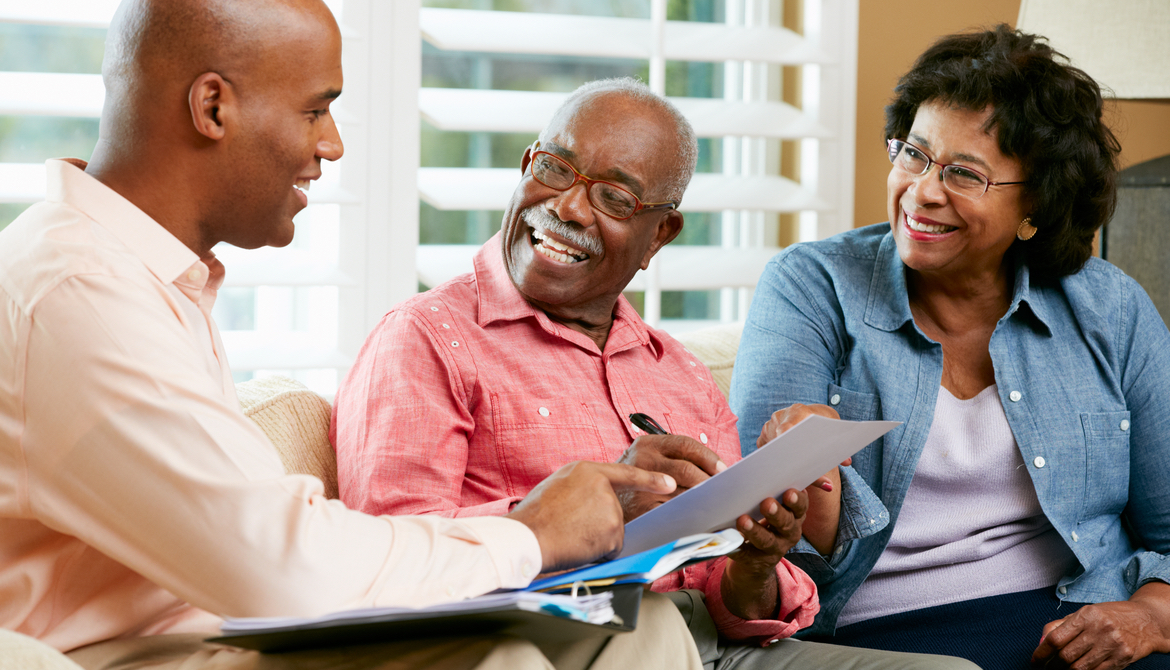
<box><xmin>757</xmin><ymin>403</ymin><xmax>841</xmax><ymax>447</ymax></box>
<box><xmin>624</xmin><ymin>434</ymin><xmax>725</xmax><ymax>489</ymax></box>
<box><xmin>592</xmin><ymin>461</ymin><xmax>677</xmax><ymax>495</ymax></box>
<box><xmin>737</xmin><ymin>491</ymin><xmax>807</xmax><ymax>558</ymax></box>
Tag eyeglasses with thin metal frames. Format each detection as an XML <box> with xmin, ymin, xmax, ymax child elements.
<box><xmin>886</xmin><ymin>138</ymin><xmax>1026</xmax><ymax>199</ymax></box>
<box><xmin>528</xmin><ymin>142</ymin><xmax>678</xmax><ymax>221</ymax></box>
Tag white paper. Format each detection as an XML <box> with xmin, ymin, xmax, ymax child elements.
<box><xmin>618</xmin><ymin>415</ymin><xmax>899</xmax><ymax>558</ymax></box>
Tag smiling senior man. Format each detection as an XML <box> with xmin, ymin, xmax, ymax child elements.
<box><xmin>331</xmin><ymin>79</ymin><xmax>971</xmax><ymax>670</ymax></box>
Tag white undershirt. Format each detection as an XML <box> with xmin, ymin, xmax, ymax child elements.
<box><xmin>837</xmin><ymin>385</ymin><xmax>1077</xmax><ymax>627</ymax></box>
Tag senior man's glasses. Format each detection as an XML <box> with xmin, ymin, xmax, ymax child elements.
<box><xmin>529</xmin><ymin>148</ymin><xmax>678</xmax><ymax>221</ymax></box>
<box><xmin>887</xmin><ymin>138</ymin><xmax>1026</xmax><ymax>199</ymax></box>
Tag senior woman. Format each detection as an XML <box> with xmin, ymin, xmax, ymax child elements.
<box><xmin>730</xmin><ymin>25</ymin><xmax>1170</xmax><ymax>670</ymax></box>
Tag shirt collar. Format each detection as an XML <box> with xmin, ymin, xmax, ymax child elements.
<box><xmin>47</xmin><ymin>159</ymin><xmax>206</xmax><ymax>289</ymax></box>
<box><xmin>472</xmin><ymin>233</ymin><xmax>663</xmax><ymax>359</ymax></box>
<box><xmin>863</xmin><ymin>230</ymin><xmax>1053</xmax><ymax>335</ymax></box>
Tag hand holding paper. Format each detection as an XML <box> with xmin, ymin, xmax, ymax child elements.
<box><xmin>618</xmin><ymin>414</ymin><xmax>899</xmax><ymax>558</ymax></box>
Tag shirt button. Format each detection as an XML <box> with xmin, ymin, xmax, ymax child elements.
<box><xmin>430</xmin><ymin>306</ymin><xmax>439</xmax><ymax>311</ymax></box>
<box><xmin>1009</xmin><ymin>391</ymin><xmax>1022</xmax><ymax>402</ymax></box>
<box><xmin>450</xmin><ymin>341</ymin><xmax>459</xmax><ymax>348</ymax></box>
<box><xmin>538</xmin><ymin>407</ymin><xmax>550</xmax><ymax>417</ymax></box>
<box><xmin>689</xmin><ymin>360</ymin><xmax>697</xmax><ymax>367</ymax></box>
<box><xmin>830</xmin><ymin>394</ymin><xmax>841</xmax><ymax>406</ymax></box>
<box><xmin>1059</xmin><ymin>586</ymin><xmax>1067</xmax><ymax>595</ymax></box>
<box><xmin>699</xmin><ymin>433</ymin><xmax>708</xmax><ymax>444</ymax></box>
<box><xmin>1071</xmin><ymin>531</ymin><xmax>1079</xmax><ymax>542</ymax></box>
<box><xmin>1120</xmin><ymin>419</ymin><xmax>1130</xmax><ymax>431</ymax></box>
<box><xmin>442</xmin><ymin>323</ymin><xmax>450</xmax><ymax>329</ymax></box>
<box><xmin>187</xmin><ymin>268</ymin><xmax>202</xmax><ymax>281</ymax></box>
<box><xmin>1034</xmin><ymin>456</ymin><xmax>1046</xmax><ymax>468</ymax></box>
<box><xmin>767</xmin><ymin>639</ymin><xmax>780</xmax><ymax>646</ymax></box>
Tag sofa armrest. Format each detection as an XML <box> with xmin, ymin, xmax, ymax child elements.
<box><xmin>236</xmin><ymin>376</ymin><xmax>338</xmax><ymax>499</ymax></box>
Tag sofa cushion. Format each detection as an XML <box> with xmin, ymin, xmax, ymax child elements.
<box><xmin>671</xmin><ymin>322</ymin><xmax>743</xmax><ymax>400</ymax></box>
<box><xmin>236</xmin><ymin>376</ymin><xmax>338</xmax><ymax>499</ymax></box>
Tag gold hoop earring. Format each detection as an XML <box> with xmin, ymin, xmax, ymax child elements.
<box><xmin>1016</xmin><ymin>217</ymin><xmax>1037</xmax><ymax>241</ymax></box>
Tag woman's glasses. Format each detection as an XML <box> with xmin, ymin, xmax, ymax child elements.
<box><xmin>887</xmin><ymin>138</ymin><xmax>1026</xmax><ymax>199</ymax></box>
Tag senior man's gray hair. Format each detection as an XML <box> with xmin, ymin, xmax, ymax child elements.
<box><xmin>539</xmin><ymin>77</ymin><xmax>698</xmax><ymax>205</ymax></box>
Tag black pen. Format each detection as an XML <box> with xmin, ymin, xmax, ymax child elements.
<box><xmin>629</xmin><ymin>412</ymin><xmax>668</xmax><ymax>435</ymax></box>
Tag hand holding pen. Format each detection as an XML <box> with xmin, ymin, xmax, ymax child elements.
<box><xmin>616</xmin><ymin>413</ymin><xmax>727</xmax><ymax>523</ymax></box>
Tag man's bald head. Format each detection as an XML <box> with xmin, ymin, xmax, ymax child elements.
<box><xmin>89</xmin><ymin>0</ymin><xmax>344</xmax><ymax>256</ymax></box>
<box><xmin>101</xmin><ymin>0</ymin><xmax>338</xmax><ymax>142</ymax></box>
<box><xmin>540</xmin><ymin>78</ymin><xmax>698</xmax><ymax>205</ymax></box>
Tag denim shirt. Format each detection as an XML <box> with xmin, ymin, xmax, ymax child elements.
<box><xmin>729</xmin><ymin>224</ymin><xmax>1170</xmax><ymax>636</ymax></box>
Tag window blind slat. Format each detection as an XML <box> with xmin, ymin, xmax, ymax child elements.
<box><xmin>0</xmin><ymin>1</ymin><xmax>120</xmax><ymax>28</ymax></box>
<box><xmin>419</xmin><ymin>88</ymin><xmax>829</xmax><ymax>139</ymax></box>
<box><xmin>0</xmin><ymin>72</ymin><xmax>103</xmax><ymax>117</ymax></box>
<box><xmin>218</xmin><ymin>331</ymin><xmax>350</xmax><ymax>371</ymax></box>
<box><xmin>420</xmin><ymin>8</ymin><xmax>828</xmax><ymax>65</ymax></box>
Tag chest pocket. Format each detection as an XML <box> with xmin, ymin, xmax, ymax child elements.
<box><xmin>1079</xmin><ymin>411</ymin><xmax>1131</xmax><ymax>517</ymax></box>
<box><xmin>662</xmin><ymin>410</ymin><xmax>719</xmax><ymax>454</ymax></box>
<box><xmin>827</xmin><ymin>383</ymin><xmax>881</xmax><ymax>422</ymax></box>
<box><xmin>486</xmin><ymin>392</ymin><xmax>604</xmax><ymax>497</ymax></box>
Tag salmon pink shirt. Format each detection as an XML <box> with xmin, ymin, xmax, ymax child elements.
<box><xmin>0</xmin><ymin>160</ymin><xmax>542</xmax><ymax>652</ymax></box>
<box><xmin>332</xmin><ymin>236</ymin><xmax>819</xmax><ymax>644</ymax></box>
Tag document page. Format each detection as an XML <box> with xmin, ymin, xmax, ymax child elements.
<box><xmin>619</xmin><ymin>415</ymin><xmax>898</xmax><ymax>557</ymax></box>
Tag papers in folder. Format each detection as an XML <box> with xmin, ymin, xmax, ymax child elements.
<box><xmin>209</xmin><ymin>589</ymin><xmax>629</xmax><ymax>653</ymax></box>
<box><xmin>527</xmin><ymin>529</ymin><xmax>744</xmax><ymax>592</ymax></box>
<box><xmin>619</xmin><ymin>415</ymin><xmax>899</xmax><ymax>557</ymax></box>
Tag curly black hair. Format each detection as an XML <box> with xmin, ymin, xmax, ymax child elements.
<box><xmin>885</xmin><ymin>24</ymin><xmax>1121</xmax><ymax>279</ymax></box>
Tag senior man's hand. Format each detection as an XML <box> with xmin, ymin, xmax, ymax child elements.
<box><xmin>721</xmin><ymin>488</ymin><xmax>809</xmax><ymax>620</ymax></box>
<box><xmin>506</xmin><ymin>460</ymin><xmax>676</xmax><ymax>573</ymax></box>
<box><xmin>758</xmin><ymin>403</ymin><xmax>846</xmax><ymax>555</ymax></box>
<box><xmin>1031</xmin><ymin>582</ymin><xmax>1170</xmax><ymax>669</ymax></box>
<box><xmin>616</xmin><ymin>434</ymin><xmax>727</xmax><ymax>523</ymax></box>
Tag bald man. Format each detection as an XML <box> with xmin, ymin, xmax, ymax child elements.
<box><xmin>0</xmin><ymin>1</ymin><xmax>702</xmax><ymax>669</ymax></box>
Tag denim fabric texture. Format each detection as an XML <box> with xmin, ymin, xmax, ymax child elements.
<box><xmin>729</xmin><ymin>223</ymin><xmax>1170</xmax><ymax>637</ymax></box>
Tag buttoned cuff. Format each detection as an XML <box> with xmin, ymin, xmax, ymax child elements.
<box><xmin>787</xmin><ymin>466</ymin><xmax>886</xmax><ymax>582</ymax></box>
<box><xmin>464</xmin><ymin>516</ymin><xmax>543</xmax><ymax>589</ymax></box>
<box><xmin>1125</xmin><ymin>551</ymin><xmax>1170</xmax><ymax>593</ymax></box>
<box><xmin>701</xmin><ymin>557</ymin><xmax>819</xmax><ymax>646</ymax></box>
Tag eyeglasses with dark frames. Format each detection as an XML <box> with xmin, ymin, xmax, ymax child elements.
<box><xmin>528</xmin><ymin>144</ymin><xmax>678</xmax><ymax>221</ymax></box>
<box><xmin>886</xmin><ymin>138</ymin><xmax>1026</xmax><ymax>199</ymax></box>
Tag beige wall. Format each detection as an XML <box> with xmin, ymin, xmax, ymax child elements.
<box><xmin>853</xmin><ymin>0</ymin><xmax>1170</xmax><ymax>228</ymax></box>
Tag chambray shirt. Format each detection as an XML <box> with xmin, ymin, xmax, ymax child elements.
<box><xmin>730</xmin><ymin>223</ymin><xmax>1170</xmax><ymax>636</ymax></box>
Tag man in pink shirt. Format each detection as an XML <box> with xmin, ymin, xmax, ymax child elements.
<box><xmin>334</xmin><ymin>79</ymin><xmax>936</xmax><ymax>669</ymax></box>
<box><xmin>0</xmin><ymin>2</ymin><xmax>708</xmax><ymax>669</ymax></box>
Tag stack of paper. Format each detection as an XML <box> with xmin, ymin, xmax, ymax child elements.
<box><xmin>526</xmin><ymin>529</ymin><xmax>744</xmax><ymax>592</ymax></box>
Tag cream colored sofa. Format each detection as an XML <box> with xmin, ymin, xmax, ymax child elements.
<box><xmin>0</xmin><ymin>323</ymin><xmax>743</xmax><ymax>667</ymax></box>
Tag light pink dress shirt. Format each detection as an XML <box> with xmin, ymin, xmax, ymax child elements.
<box><xmin>0</xmin><ymin>160</ymin><xmax>542</xmax><ymax>652</ymax></box>
<box><xmin>331</xmin><ymin>236</ymin><xmax>819</xmax><ymax>644</ymax></box>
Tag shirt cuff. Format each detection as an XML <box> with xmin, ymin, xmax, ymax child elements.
<box><xmin>701</xmin><ymin>557</ymin><xmax>819</xmax><ymax>646</ymax></box>
<box><xmin>460</xmin><ymin>516</ymin><xmax>543</xmax><ymax>589</ymax></box>
<box><xmin>1125</xmin><ymin>551</ymin><xmax>1170</xmax><ymax>593</ymax></box>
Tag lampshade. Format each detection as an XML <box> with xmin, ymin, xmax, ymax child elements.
<box><xmin>1017</xmin><ymin>0</ymin><xmax>1170</xmax><ymax>99</ymax></box>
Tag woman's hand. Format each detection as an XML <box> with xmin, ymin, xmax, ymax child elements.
<box><xmin>720</xmin><ymin>489</ymin><xmax>807</xmax><ymax>621</ymax></box>
<box><xmin>1031</xmin><ymin>582</ymin><xmax>1170</xmax><ymax>669</ymax></box>
<box><xmin>758</xmin><ymin>404</ymin><xmax>846</xmax><ymax>554</ymax></box>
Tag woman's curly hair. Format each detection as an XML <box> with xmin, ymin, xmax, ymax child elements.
<box><xmin>885</xmin><ymin>24</ymin><xmax>1121</xmax><ymax>279</ymax></box>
